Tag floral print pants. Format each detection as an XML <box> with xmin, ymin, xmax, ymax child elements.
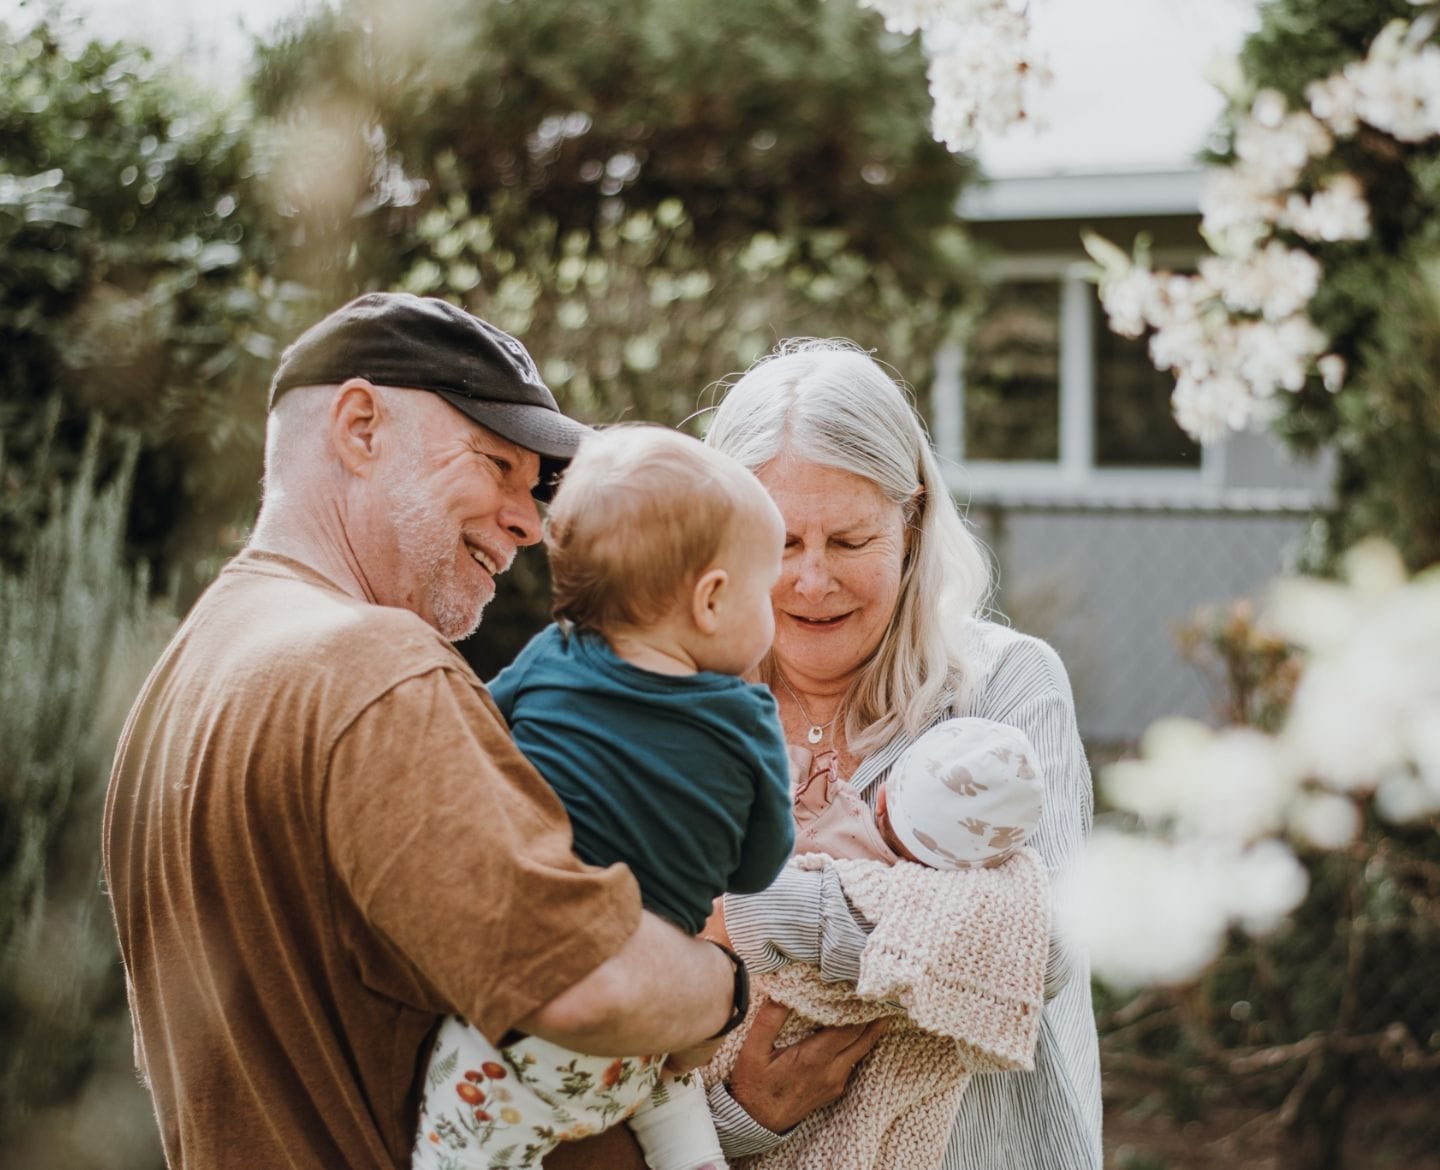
<box><xmin>414</xmin><ymin>1014</ymin><xmax>691</xmax><ymax>1169</ymax></box>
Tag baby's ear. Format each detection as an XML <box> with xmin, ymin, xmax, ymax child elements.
<box><xmin>690</xmin><ymin>567</ymin><xmax>728</xmax><ymax>635</ymax></box>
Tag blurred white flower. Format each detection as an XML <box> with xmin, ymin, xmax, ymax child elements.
<box><xmin>1199</xmin><ymin>167</ymin><xmax>1283</xmax><ymax>257</ymax></box>
<box><xmin>1201</xmin><ymin>243</ymin><xmax>1323</xmax><ymax>320</ymax></box>
<box><xmin>1348</xmin><ymin>20</ymin><xmax>1440</xmax><ymax>142</ymax></box>
<box><xmin>1318</xmin><ymin>353</ymin><xmax>1347</xmax><ymax>392</ymax></box>
<box><xmin>1376</xmin><ymin>770</ymin><xmax>1440</xmax><ymax>823</ymax></box>
<box><xmin>1226</xmin><ymin>839</ymin><xmax>1310</xmax><ymax>934</ymax></box>
<box><xmin>1105</xmin><ymin>719</ymin><xmax>1297</xmax><ymax>841</ymax></box>
<box><xmin>1096</xmin><ymin>265</ymin><xmax>1162</xmax><ymax>338</ymax></box>
<box><xmin>1270</xmin><ymin>542</ymin><xmax>1440</xmax><ymax>792</ymax></box>
<box><xmin>924</xmin><ymin>6</ymin><xmax>1048</xmax><ymax>152</ymax></box>
<box><xmin>1234</xmin><ymin>315</ymin><xmax>1328</xmax><ymax>395</ymax></box>
<box><xmin>1288</xmin><ymin>791</ymin><xmax>1361</xmax><ymax>849</ymax></box>
<box><xmin>1233</xmin><ymin>96</ymin><xmax>1331</xmax><ymax>191</ymax></box>
<box><xmin>1307</xmin><ymin>72</ymin><xmax>1362</xmax><ymax>136</ymax></box>
<box><xmin>1067</xmin><ymin>832</ymin><xmax>1308</xmax><ymax>989</ymax></box>
<box><xmin>1064</xmin><ymin>831</ymin><xmax>1231</xmax><ymax>988</ymax></box>
<box><xmin>1280</xmin><ymin>174</ymin><xmax>1372</xmax><ymax>242</ymax></box>
<box><xmin>1171</xmin><ymin>372</ymin><xmax>1255</xmax><ymax>442</ymax></box>
<box><xmin>857</xmin><ymin>0</ymin><xmax>1046</xmax><ymax>153</ymax></box>
<box><xmin>859</xmin><ymin>0</ymin><xmax>956</xmax><ymax>36</ymax></box>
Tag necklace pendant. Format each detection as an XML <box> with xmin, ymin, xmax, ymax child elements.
<box><xmin>807</xmin><ymin>725</ymin><xmax>824</xmax><ymax>745</ymax></box>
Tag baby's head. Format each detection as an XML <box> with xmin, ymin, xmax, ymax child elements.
<box><xmin>875</xmin><ymin>717</ymin><xmax>1044</xmax><ymax>870</ymax></box>
<box><xmin>546</xmin><ymin>424</ymin><xmax>784</xmax><ymax>676</ymax></box>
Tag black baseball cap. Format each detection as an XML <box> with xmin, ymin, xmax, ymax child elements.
<box><xmin>267</xmin><ymin>292</ymin><xmax>590</xmax><ymax>499</ymax></box>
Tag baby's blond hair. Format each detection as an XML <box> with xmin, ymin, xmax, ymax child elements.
<box><xmin>547</xmin><ymin>424</ymin><xmax>768</xmax><ymax>634</ymax></box>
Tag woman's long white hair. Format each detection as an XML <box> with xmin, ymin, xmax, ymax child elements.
<box><xmin>704</xmin><ymin>339</ymin><xmax>992</xmax><ymax>752</ymax></box>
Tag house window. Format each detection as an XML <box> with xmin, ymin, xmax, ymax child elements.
<box><xmin>1091</xmin><ymin>287</ymin><xmax>1200</xmax><ymax>468</ymax></box>
<box><xmin>937</xmin><ymin>263</ymin><xmax>1213</xmax><ymax>499</ymax></box>
<box><xmin>961</xmin><ymin>281</ymin><xmax>1060</xmax><ymax>462</ymax></box>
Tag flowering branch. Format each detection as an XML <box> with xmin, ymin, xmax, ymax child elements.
<box><xmin>1088</xmin><ymin>12</ymin><xmax>1440</xmax><ymax>443</ymax></box>
<box><xmin>859</xmin><ymin>0</ymin><xmax>1049</xmax><ymax>152</ymax></box>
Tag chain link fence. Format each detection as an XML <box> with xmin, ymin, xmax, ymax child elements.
<box><xmin>968</xmin><ymin>498</ymin><xmax>1440</xmax><ymax>1169</ymax></box>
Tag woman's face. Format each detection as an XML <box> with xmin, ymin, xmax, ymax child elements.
<box><xmin>756</xmin><ymin>454</ymin><xmax>907</xmax><ymax>690</ymax></box>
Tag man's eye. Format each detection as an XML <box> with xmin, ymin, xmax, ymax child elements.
<box><xmin>488</xmin><ymin>454</ymin><xmax>513</xmax><ymax>475</ymax></box>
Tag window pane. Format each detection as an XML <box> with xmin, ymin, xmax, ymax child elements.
<box><xmin>963</xmin><ymin>281</ymin><xmax>1059</xmax><ymax>462</ymax></box>
<box><xmin>1092</xmin><ymin>288</ymin><xmax>1200</xmax><ymax>467</ymax></box>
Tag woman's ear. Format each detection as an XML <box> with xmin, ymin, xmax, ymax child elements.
<box><xmin>331</xmin><ymin>379</ymin><xmax>384</xmax><ymax>477</ymax></box>
<box><xmin>690</xmin><ymin>568</ymin><xmax>727</xmax><ymax>636</ymax></box>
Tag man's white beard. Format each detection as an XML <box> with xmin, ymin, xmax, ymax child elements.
<box><xmin>380</xmin><ymin>468</ymin><xmax>488</xmax><ymax>642</ymax></box>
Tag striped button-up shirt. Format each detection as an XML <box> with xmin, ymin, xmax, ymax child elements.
<box><xmin>711</xmin><ymin>619</ymin><xmax>1103</xmax><ymax>1169</ymax></box>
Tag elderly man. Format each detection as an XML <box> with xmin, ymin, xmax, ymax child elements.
<box><xmin>103</xmin><ymin>294</ymin><xmax>745</xmax><ymax>1170</ymax></box>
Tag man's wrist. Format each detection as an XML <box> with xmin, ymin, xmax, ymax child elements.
<box><xmin>705</xmin><ymin>939</ymin><xmax>750</xmax><ymax>1039</ymax></box>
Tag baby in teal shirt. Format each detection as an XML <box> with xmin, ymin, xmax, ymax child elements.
<box><xmin>415</xmin><ymin>425</ymin><xmax>793</xmax><ymax>1170</ymax></box>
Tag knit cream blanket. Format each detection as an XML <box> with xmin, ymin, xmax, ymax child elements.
<box><xmin>703</xmin><ymin>849</ymin><xmax>1049</xmax><ymax>1170</ymax></box>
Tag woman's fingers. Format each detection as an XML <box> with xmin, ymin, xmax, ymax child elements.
<box><xmin>744</xmin><ymin>998</ymin><xmax>791</xmax><ymax>1048</ymax></box>
<box><xmin>726</xmin><ymin>1008</ymin><xmax>890</xmax><ymax>1133</ymax></box>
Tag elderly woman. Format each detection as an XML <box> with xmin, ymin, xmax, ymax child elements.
<box><xmin>549</xmin><ymin>340</ymin><xmax>1101</xmax><ymax>1170</ymax></box>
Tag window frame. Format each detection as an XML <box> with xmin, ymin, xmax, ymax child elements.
<box><xmin>934</xmin><ymin>253</ymin><xmax>1231</xmax><ymax>506</ymax></box>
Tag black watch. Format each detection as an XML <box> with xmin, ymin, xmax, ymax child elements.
<box><xmin>706</xmin><ymin>940</ymin><xmax>750</xmax><ymax>1038</ymax></box>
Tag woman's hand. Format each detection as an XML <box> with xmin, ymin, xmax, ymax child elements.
<box><xmin>725</xmin><ymin>999</ymin><xmax>889</xmax><ymax>1133</ymax></box>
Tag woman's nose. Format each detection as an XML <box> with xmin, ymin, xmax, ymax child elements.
<box><xmin>792</xmin><ymin>549</ymin><xmax>834</xmax><ymax>599</ymax></box>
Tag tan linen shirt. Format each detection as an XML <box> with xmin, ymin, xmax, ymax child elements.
<box><xmin>103</xmin><ymin>550</ymin><xmax>640</xmax><ymax>1169</ymax></box>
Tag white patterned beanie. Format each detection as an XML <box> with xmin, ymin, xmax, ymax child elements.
<box><xmin>884</xmin><ymin>716</ymin><xmax>1044</xmax><ymax>869</ymax></box>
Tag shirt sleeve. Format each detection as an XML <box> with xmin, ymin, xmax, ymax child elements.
<box><xmin>709</xmin><ymin>1080</ymin><xmax>788</xmax><ymax>1159</ymax></box>
<box><xmin>977</xmin><ymin>638</ymin><xmax>1094</xmax><ymax>998</ymax></box>
<box><xmin>724</xmin><ymin>863</ymin><xmax>872</xmax><ymax>983</ymax></box>
<box><xmin>727</xmin><ymin>695</ymin><xmax>798</xmax><ymax>894</ymax></box>
<box><xmin>324</xmin><ymin>666</ymin><xmax>642</xmax><ymax>1042</ymax></box>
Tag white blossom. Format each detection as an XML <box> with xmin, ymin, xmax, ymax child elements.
<box><xmin>1318</xmin><ymin>353</ymin><xmax>1347</xmax><ymax>392</ymax></box>
<box><xmin>1280</xmin><ymin>173</ymin><xmax>1372</xmax><ymax>242</ymax></box>
<box><xmin>1066</xmin><ymin>832</ymin><xmax>1308</xmax><ymax>989</ymax></box>
<box><xmin>1233</xmin><ymin>315</ymin><xmax>1328</xmax><ymax>395</ymax></box>
<box><xmin>1171</xmin><ymin>372</ymin><xmax>1259</xmax><ymax>443</ymax></box>
<box><xmin>1307</xmin><ymin>72</ymin><xmax>1362</xmax><ymax>136</ymax></box>
<box><xmin>1347</xmin><ymin>20</ymin><xmax>1440</xmax><ymax>142</ymax></box>
<box><xmin>924</xmin><ymin>7</ymin><xmax>1048</xmax><ymax>152</ymax></box>
<box><xmin>1104</xmin><ymin>719</ymin><xmax>1298</xmax><ymax>841</ymax></box>
<box><xmin>1199</xmin><ymin>166</ymin><xmax>1284</xmax><ymax>257</ymax></box>
<box><xmin>1200</xmin><ymin>243</ymin><xmax>1323</xmax><ymax>320</ymax></box>
<box><xmin>1288</xmin><ymin>792</ymin><xmax>1362</xmax><ymax>850</ymax></box>
<box><xmin>1233</xmin><ymin>94</ymin><xmax>1332</xmax><ymax>191</ymax></box>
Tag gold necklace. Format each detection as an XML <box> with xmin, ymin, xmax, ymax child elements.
<box><xmin>774</xmin><ymin>671</ymin><xmax>843</xmax><ymax>746</ymax></box>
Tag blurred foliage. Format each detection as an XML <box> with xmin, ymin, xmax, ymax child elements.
<box><xmin>0</xmin><ymin>19</ymin><xmax>309</xmax><ymax>592</ymax></box>
<box><xmin>1100</xmin><ymin>601</ymin><xmax>1440</xmax><ymax>1169</ymax></box>
<box><xmin>1225</xmin><ymin>0</ymin><xmax>1440</xmax><ymax>571</ymax></box>
<box><xmin>0</xmin><ymin>415</ymin><xmax>172</xmax><ymax>1169</ymax></box>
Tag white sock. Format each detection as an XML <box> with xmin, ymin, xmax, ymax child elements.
<box><xmin>625</xmin><ymin>1071</ymin><xmax>730</xmax><ymax>1170</ymax></box>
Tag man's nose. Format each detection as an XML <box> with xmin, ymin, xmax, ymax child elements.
<box><xmin>501</xmin><ymin>491</ymin><xmax>543</xmax><ymax>547</ymax></box>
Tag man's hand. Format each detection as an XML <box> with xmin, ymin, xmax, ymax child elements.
<box><xmin>725</xmin><ymin>999</ymin><xmax>889</xmax><ymax>1133</ymax></box>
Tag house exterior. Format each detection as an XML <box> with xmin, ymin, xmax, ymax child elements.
<box><xmin>939</xmin><ymin>169</ymin><xmax>1333</xmax><ymax>746</ymax></box>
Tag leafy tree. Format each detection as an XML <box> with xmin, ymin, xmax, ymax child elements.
<box><xmin>0</xmin><ymin>20</ymin><xmax>300</xmax><ymax>588</ymax></box>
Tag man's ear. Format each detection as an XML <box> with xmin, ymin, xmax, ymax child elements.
<box><xmin>690</xmin><ymin>568</ymin><xmax>727</xmax><ymax>636</ymax></box>
<box><xmin>331</xmin><ymin>379</ymin><xmax>384</xmax><ymax>478</ymax></box>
